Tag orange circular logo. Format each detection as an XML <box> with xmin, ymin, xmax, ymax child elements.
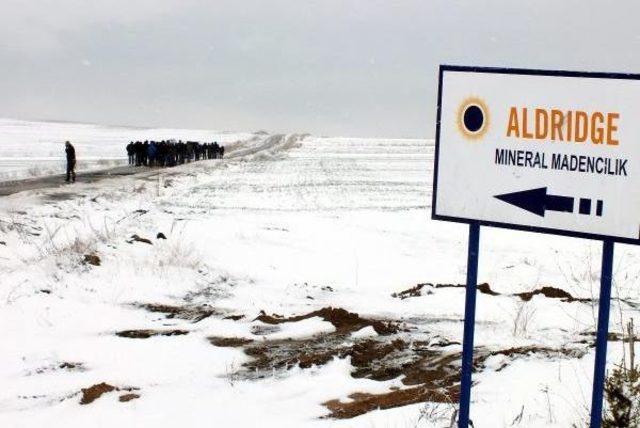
<box><xmin>457</xmin><ymin>97</ymin><xmax>490</xmax><ymax>140</ymax></box>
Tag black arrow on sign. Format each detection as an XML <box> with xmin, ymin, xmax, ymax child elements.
<box><xmin>494</xmin><ymin>187</ymin><xmax>574</xmax><ymax>217</ymax></box>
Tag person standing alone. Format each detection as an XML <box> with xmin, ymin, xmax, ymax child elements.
<box><xmin>65</xmin><ymin>141</ymin><xmax>76</xmax><ymax>183</ymax></box>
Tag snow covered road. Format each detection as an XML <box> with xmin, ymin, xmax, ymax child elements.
<box><xmin>0</xmin><ymin>118</ymin><xmax>256</xmax><ymax>181</ymax></box>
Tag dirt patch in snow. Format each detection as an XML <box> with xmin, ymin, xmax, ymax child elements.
<box><xmin>127</xmin><ymin>234</ymin><xmax>153</xmax><ymax>245</ymax></box>
<box><xmin>239</xmin><ymin>335</ymin><xmax>419</xmax><ymax>378</ymax></box>
<box><xmin>28</xmin><ymin>361</ymin><xmax>87</xmax><ymax>376</ymax></box>
<box><xmin>209</xmin><ymin>306</ymin><xmax>588</xmax><ymax>419</ymax></box>
<box><xmin>208</xmin><ymin>337</ymin><xmax>253</xmax><ymax>347</ymax></box>
<box><xmin>136</xmin><ymin>302</ymin><xmax>219</xmax><ymax>322</ymax></box>
<box><xmin>80</xmin><ymin>383</ymin><xmax>140</xmax><ymax>405</ymax></box>
<box><xmin>479</xmin><ymin>346</ymin><xmax>586</xmax><ymax>372</ymax></box>
<box><xmin>392</xmin><ymin>282</ymin><xmax>500</xmax><ymax>299</ymax></box>
<box><xmin>394</xmin><ymin>282</ymin><xmax>592</xmax><ymax>304</ymax></box>
<box><xmin>515</xmin><ymin>286</ymin><xmax>589</xmax><ymax>303</ymax></box>
<box><xmin>434</xmin><ymin>282</ymin><xmax>500</xmax><ymax>296</ymax></box>
<box><xmin>239</xmin><ymin>335</ymin><xmax>458</xmax><ymax>418</ymax></box>
<box><xmin>321</xmin><ymin>344</ymin><xmax>585</xmax><ymax>419</ymax></box>
<box><xmin>58</xmin><ymin>362</ymin><xmax>84</xmax><ymax>371</ymax></box>
<box><xmin>391</xmin><ymin>283</ymin><xmax>432</xmax><ymax>300</ymax></box>
<box><xmin>255</xmin><ymin>307</ymin><xmax>399</xmax><ymax>335</ymax></box>
<box><xmin>576</xmin><ymin>331</ymin><xmax>640</xmax><ymax>345</ymax></box>
<box><xmin>477</xmin><ymin>283</ymin><xmax>501</xmax><ymax>296</ymax></box>
<box><xmin>324</xmin><ymin>386</ymin><xmax>456</xmax><ymax>419</ymax></box>
<box><xmin>115</xmin><ymin>329</ymin><xmax>189</xmax><ymax>339</ymax></box>
<box><xmin>80</xmin><ymin>383</ymin><xmax>115</xmax><ymax>405</ymax></box>
<box><xmin>119</xmin><ymin>393</ymin><xmax>140</xmax><ymax>402</ymax></box>
<box><xmin>83</xmin><ymin>254</ymin><xmax>101</xmax><ymax>266</ymax></box>
<box><xmin>223</xmin><ymin>314</ymin><xmax>245</xmax><ymax>321</ymax></box>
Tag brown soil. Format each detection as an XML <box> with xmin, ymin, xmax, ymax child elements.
<box><xmin>116</xmin><ymin>329</ymin><xmax>189</xmax><ymax>339</ymax></box>
<box><xmin>208</xmin><ymin>337</ymin><xmax>254</xmax><ymax>347</ymax></box>
<box><xmin>434</xmin><ymin>282</ymin><xmax>500</xmax><ymax>296</ymax></box>
<box><xmin>255</xmin><ymin>307</ymin><xmax>399</xmax><ymax>335</ymax></box>
<box><xmin>83</xmin><ymin>254</ymin><xmax>101</xmax><ymax>266</ymax></box>
<box><xmin>515</xmin><ymin>286</ymin><xmax>584</xmax><ymax>302</ymax></box>
<box><xmin>32</xmin><ymin>361</ymin><xmax>86</xmax><ymax>375</ymax></box>
<box><xmin>324</xmin><ymin>386</ymin><xmax>457</xmax><ymax>419</ymax></box>
<box><xmin>401</xmin><ymin>350</ymin><xmax>463</xmax><ymax>387</ymax></box>
<box><xmin>59</xmin><ymin>362</ymin><xmax>85</xmax><ymax>371</ymax></box>
<box><xmin>481</xmin><ymin>346</ymin><xmax>585</xmax><ymax>371</ymax></box>
<box><xmin>119</xmin><ymin>393</ymin><xmax>140</xmax><ymax>402</ymax></box>
<box><xmin>124</xmin><ymin>289</ymin><xmax>593</xmax><ymax>420</ymax></box>
<box><xmin>577</xmin><ymin>331</ymin><xmax>640</xmax><ymax>345</ymax></box>
<box><xmin>234</xmin><ymin>308</ymin><xmax>408</xmax><ymax>379</ymax></box>
<box><xmin>211</xmin><ymin>305</ymin><xmax>588</xmax><ymax>419</ymax></box>
<box><xmin>128</xmin><ymin>234</ymin><xmax>153</xmax><ymax>245</ymax></box>
<box><xmin>399</xmin><ymin>282</ymin><xmax>590</xmax><ymax>303</ymax></box>
<box><xmin>80</xmin><ymin>383</ymin><xmax>116</xmax><ymax>405</ymax></box>
<box><xmin>137</xmin><ymin>303</ymin><xmax>218</xmax><ymax>322</ymax></box>
<box><xmin>391</xmin><ymin>283</ymin><xmax>431</xmax><ymax>300</ymax></box>
<box><xmin>79</xmin><ymin>383</ymin><xmax>140</xmax><ymax>405</ymax></box>
<box><xmin>224</xmin><ymin>314</ymin><xmax>245</xmax><ymax>321</ymax></box>
<box><xmin>322</xmin><ymin>343</ymin><xmax>587</xmax><ymax>419</ymax></box>
<box><xmin>348</xmin><ymin>339</ymin><xmax>409</xmax><ymax>380</ymax></box>
<box><xmin>477</xmin><ymin>283</ymin><xmax>500</xmax><ymax>296</ymax></box>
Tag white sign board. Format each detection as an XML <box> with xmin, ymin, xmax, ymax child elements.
<box><xmin>432</xmin><ymin>66</ymin><xmax>640</xmax><ymax>244</ymax></box>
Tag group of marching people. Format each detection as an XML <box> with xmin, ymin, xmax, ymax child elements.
<box><xmin>126</xmin><ymin>140</ymin><xmax>225</xmax><ymax>167</ymax></box>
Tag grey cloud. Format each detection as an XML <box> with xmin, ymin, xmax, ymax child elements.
<box><xmin>1</xmin><ymin>1</ymin><xmax>639</xmax><ymax>137</ymax></box>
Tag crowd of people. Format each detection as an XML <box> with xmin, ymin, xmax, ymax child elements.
<box><xmin>126</xmin><ymin>140</ymin><xmax>225</xmax><ymax>167</ymax></box>
<box><xmin>60</xmin><ymin>139</ymin><xmax>224</xmax><ymax>185</ymax></box>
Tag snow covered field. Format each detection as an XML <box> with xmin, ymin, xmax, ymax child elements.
<box><xmin>0</xmin><ymin>122</ymin><xmax>639</xmax><ymax>427</ymax></box>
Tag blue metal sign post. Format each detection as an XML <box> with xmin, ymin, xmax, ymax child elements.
<box><xmin>456</xmin><ymin>233</ymin><xmax>616</xmax><ymax>427</ymax></box>
<box><xmin>590</xmin><ymin>240</ymin><xmax>615</xmax><ymax>428</ymax></box>
<box><xmin>458</xmin><ymin>222</ymin><xmax>480</xmax><ymax>428</ymax></box>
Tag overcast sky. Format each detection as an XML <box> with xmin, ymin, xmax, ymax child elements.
<box><xmin>1</xmin><ymin>1</ymin><xmax>639</xmax><ymax>138</ymax></box>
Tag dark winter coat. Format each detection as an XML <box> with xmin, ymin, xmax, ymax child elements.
<box><xmin>65</xmin><ymin>144</ymin><xmax>76</xmax><ymax>162</ymax></box>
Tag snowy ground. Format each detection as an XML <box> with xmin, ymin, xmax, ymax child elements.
<box><xmin>0</xmin><ymin>122</ymin><xmax>639</xmax><ymax>427</ymax></box>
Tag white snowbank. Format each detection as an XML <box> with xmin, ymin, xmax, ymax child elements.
<box><xmin>350</xmin><ymin>326</ymin><xmax>378</xmax><ymax>339</ymax></box>
<box><xmin>256</xmin><ymin>317</ymin><xmax>336</xmax><ymax>340</ymax></box>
